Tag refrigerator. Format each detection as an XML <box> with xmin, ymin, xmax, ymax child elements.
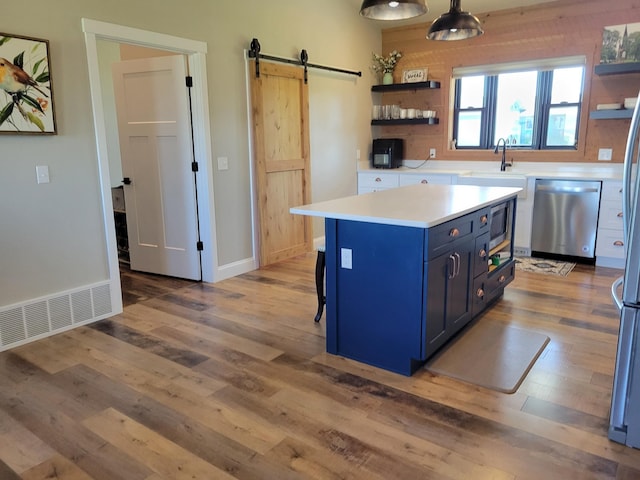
<box><xmin>609</xmin><ymin>90</ymin><xmax>640</xmax><ymax>448</ymax></box>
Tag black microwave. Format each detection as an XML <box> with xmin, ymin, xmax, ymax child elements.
<box><xmin>372</xmin><ymin>138</ymin><xmax>403</xmax><ymax>169</ymax></box>
<box><xmin>489</xmin><ymin>201</ymin><xmax>512</xmax><ymax>250</ymax></box>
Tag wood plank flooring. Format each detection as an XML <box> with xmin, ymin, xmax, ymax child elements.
<box><xmin>1</xmin><ymin>255</ymin><xmax>639</xmax><ymax>479</ymax></box>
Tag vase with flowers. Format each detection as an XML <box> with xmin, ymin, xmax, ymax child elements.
<box><xmin>371</xmin><ymin>50</ymin><xmax>402</xmax><ymax>85</ymax></box>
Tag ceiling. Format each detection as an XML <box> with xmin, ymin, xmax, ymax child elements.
<box><xmin>353</xmin><ymin>0</ymin><xmax>558</xmax><ymax>26</ymax></box>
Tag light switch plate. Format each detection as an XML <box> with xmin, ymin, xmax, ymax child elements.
<box><xmin>35</xmin><ymin>165</ymin><xmax>50</xmax><ymax>184</ymax></box>
<box><xmin>341</xmin><ymin>248</ymin><xmax>352</xmax><ymax>269</ymax></box>
<box><xmin>217</xmin><ymin>156</ymin><xmax>229</xmax><ymax>170</ymax></box>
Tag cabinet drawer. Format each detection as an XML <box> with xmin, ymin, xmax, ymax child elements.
<box><xmin>427</xmin><ymin>213</ymin><xmax>474</xmax><ymax>259</ymax></box>
<box><xmin>599</xmin><ymin>200</ymin><xmax>623</xmax><ymax>230</ymax></box>
<box><xmin>399</xmin><ymin>174</ymin><xmax>453</xmax><ymax>186</ymax></box>
<box><xmin>487</xmin><ymin>262</ymin><xmax>515</xmax><ymax>297</ymax></box>
<box><xmin>358</xmin><ymin>172</ymin><xmax>399</xmax><ymax>189</ymax></box>
<box><xmin>596</xmin><ymin>229</ymin><xmax>626</xmax><ymax>259</ymax></box>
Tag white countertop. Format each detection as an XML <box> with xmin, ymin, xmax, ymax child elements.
<box><xmin>291</xmin><ymin>184</ymin><xmax>521</xmax><ymax>228</ymax></box>
<box><xmin>357</xmin><ymin>160</ymin><xmax>625</xmax><ymax>181</ymax></box>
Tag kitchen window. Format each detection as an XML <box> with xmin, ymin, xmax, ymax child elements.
<box><xmin>452</xmin><ymin>57</ymin><xmax>585</xmax><ymax>150</ymax></box>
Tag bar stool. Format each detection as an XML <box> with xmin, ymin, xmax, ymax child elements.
<box><xmin>314</xmin><ymin>245</ymin><xmax>325</xmax><ymax>322</ymax></box>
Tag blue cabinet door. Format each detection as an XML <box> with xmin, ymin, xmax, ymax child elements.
<box><xmin>424</xmin><ymin>236</ymin><xmax>474</xmax><ymax>359</ymax></box>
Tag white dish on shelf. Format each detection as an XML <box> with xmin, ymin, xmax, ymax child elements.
<box><xmin>597</xmin><ymin>103</ymin><xmax>623</xmax><ymax>110</ymax></box>
<box><xmin>625</xmin><ymin>97</ymin><xmax>637</xmax><ymax>109</ymax></box>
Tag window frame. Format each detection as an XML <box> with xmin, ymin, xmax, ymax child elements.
<box><xmin>452</xmin><ymin>61</ymin><xmax>584</xmax><ymax>151</ymax></box>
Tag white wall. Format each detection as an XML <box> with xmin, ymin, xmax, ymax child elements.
<box><xmin>0</xmin><ymin>0</ymin><xmax>380</xmax><ymax>307</ymax></box>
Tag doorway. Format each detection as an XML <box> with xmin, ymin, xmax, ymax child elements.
<box><xmin>82</xmin><ymin>18</ymin><xmax>218</xmax><ymax>315</ymax></box>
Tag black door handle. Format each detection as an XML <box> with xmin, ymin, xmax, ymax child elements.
<box><xmin>122</xmin><ymin>177</ymin><xmax>132</xmax><ymax>185</ymax></box>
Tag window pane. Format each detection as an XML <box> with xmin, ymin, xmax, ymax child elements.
<box><xmin>494</xmin><ymin>71</ymin><xmax>537</xmax><ymax>146</ymax></box>
<box><xmin>551</xmin><ymin>67</ymin><xmax>583</xmax><ymax>104</ymax></box>
<box><xmin>459</xmin><ymin>76</ymin><xmax>485</xmax><ymax>108</ymax></box>
<box><xmin>547</xmin><ymin>106</ymin><xmax>578</xmax><ymax>147</ymax></box>
<box><xmin>456</xmin><ymin>111</ymin><xmax>482</xmax><ymax>147</ymax></box>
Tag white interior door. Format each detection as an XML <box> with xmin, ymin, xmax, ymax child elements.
<box><xmin>112</xmin><ymin>55</ymin><xmax>201</xmax><ymax>280</ymax></box>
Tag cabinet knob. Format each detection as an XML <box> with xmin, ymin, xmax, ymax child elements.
<box><xmin>618</xmin><ymin>212</ymin><xmax>623</xmax><ymax>218</ymax></box>
<box><xmin>614</xmin><ymin>240</ymin><xmax>624</xmax><ymax>247</ymax></box>
<box><xmin>480</xmin><ymin>215</ymin><xmax>488</xmax><ymax>224</ymax></box>
<box><xmin>421</xmin><ymin>179</ymin><xmax>428</xmax><ymax>184</ymax></box>
<box><xmin>476</xmin><ymin>288</ymin><xmax>485</xmax><ymax>298</ymax></box>
<box><xmin>375</xmin><ymin>177</ymin><xmax>382</xmax><ymax>182</ymax></box>
<box><xmin>478</xmin><ymin>249</ymin><xmax>487</xmax><ymax>258</ymax></box>
<box><xmin>449</xmin><ymin>228</ymin><xmax>460</xmax><ymax>237</ymax></box>
<box><xmin>498</xmin><ymin>275</ymin><xmax>506</xmax><ymax>283</ymax></box>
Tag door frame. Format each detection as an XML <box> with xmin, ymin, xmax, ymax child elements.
<box><xmin>82</xmin><ymin>18</ymin><xmax>218</xmax><ymax>314</ymax></box>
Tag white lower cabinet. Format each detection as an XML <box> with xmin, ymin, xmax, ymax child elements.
<box><xmin>596</xmin><ymin>180</ymin><xmax>625</xmax><ymax>268</ymax></box>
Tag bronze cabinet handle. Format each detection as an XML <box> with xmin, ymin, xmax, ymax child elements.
<box><xmin>476</xmin><ymin>288</ymin><xmax>484</xmax><ymax>298</ymax></box>
<box><xmin>449</xmin><ymin>228</ymin><xmax>460</xmax><ymax>237</ymax></box>
<box><xmin>614</xmin><ymin>240</ymin><xmax>624</xmax><ymax>247</ymax></box>
<box><xmin>479</xmin><ymin>249</ymin><xmax>487</xmax><ymax>258</ymax></box>
<box><xmin>421</xmin><ymin>179</ymin><xmax>428</xmax><ymax>184</ymax></box>
<box><xmin>499</xmin><ymin>275</ymin><xmax>506</xmax><ymax>283</ymax></box>
<box><xmin>480</xmin><ymin>215</ymin><xmax>488</xmax><ymax>224</ymax></box>
<box><xmin>375</xmin><ymin>177</ymin><xmax>382</xmax><ymax>182</ymax></box>
<box><xmin>618</xmin><ymin>212</ymin><xmax>623</xmax><ymax>217</ymax></box>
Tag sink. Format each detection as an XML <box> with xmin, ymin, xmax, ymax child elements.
<box><xmin>457</xmin><ymin>171</ymin><xmax>528</xmax><ymax>198</ymax></box>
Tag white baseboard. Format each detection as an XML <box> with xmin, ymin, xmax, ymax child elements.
<box><xmin>215</xmin><ymin>257</ymin><xmax>257</xmax><ymax>281</ymax></box>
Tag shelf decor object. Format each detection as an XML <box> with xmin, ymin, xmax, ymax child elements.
<box><xmin>402</xmin><ymin>68</ymin><xmax>428</xmax><ymax>83</ymax></box>
<box><xmin>371</xmin><ymin>50</ymin><xmax>402</xmax><ymax>85</ymax></box>
<box><xmin>427</xmin><ymin>0</ymin><xmax>483</xmax><ymax>41</ymax></box>
<box><xmin>360</xmin><ymin>0</ymin><xmax>428</xmax><ymax>21</ymax></box>
<box><xmin>0</xmin><ymin>32</ymin><xmax>57</xmax><ymax>134</ymax></box>
<box><xmin>600</xmin><ymin>23</ymin><xmax>640</xmax><ymax>64</ymax></box>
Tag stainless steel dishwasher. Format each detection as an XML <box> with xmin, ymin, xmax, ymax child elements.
<box><xmin>531</xmin><ymin>179</ymin><xmax>602</xmax><ymax>259</ymax></box>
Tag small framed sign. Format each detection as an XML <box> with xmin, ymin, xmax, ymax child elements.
<box><xmin>402</xmin><ymin>68</ymin><xmax>428</xmax><ymax>83</ymax></box>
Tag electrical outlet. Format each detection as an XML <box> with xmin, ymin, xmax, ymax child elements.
<box><xmin>341</xmin><ymin>248</ymin><xmax>352</xmax><ymax>269</ymax></box>
<box><xmin>598</xmin><ymin>148</ymin><xmax>612</xmax><ymax>161</ymax></box>
<box><xmin>356</xmin><ymin>149</ymin><xmax>361</xmax><ymax>160</ymax></box>
<box><xmin>429</xmin><ymin>148</ymin><xmax>436</xmax><ymax>159</ymax></box>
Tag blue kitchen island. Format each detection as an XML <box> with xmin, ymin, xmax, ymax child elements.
<box><xmin>291</xmin><ymin>184</ymin><xmax>520</xmax><ymax>376</ymax></box>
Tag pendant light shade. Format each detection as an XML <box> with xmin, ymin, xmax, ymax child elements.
<box><xmin>360</xmin><ymin>0</ymin><xmax>428</xmax><ymax>21</ymax></box>
<box><xmin>427</xmin><ymin>0</ymin><xmax>483</xmax><ymax>41</ymax></box>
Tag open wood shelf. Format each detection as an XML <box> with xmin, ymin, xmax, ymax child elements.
<box><xmin>489</xmin><ymin>239</ymin><xmax>511</xmax><ymax>257</ymax></box>
<box><xmin>589</xmin><ymin>109</ymin><xmax>633</xmax><ymax>120</ymax></box>
<box><xmin>371</xmin><ymin>118</ymin><xmax>439</xmax><ymax>126</ymax></box>
<box><xmin>594</xmin><ymin>62</ymin><xmax>640</xmax><ymax>76</ymax></box>
<box><xmin>371</xmin><ymin>80</ymin><xmax>440</xmax><ymax>92</ymax></box>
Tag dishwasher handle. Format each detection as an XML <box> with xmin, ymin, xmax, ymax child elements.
<box><xmin>535</xmin><ymin>185</ymin><xmax>600</xmax><ymax>194</ymax></box>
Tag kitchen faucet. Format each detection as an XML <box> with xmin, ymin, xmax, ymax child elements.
<box><xmin>494</xmin><ymin>137</ymin><xmax>512</xmax><ymax>172</ymax></box>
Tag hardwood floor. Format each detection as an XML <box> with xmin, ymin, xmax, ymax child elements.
<box><xmin>1</xmin><ymin>254</ymin><xmax>639</xmax><ymax>479</ymax></box>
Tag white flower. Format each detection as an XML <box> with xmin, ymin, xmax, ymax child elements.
<box><xmin>371</xmin><ymin>50</ymin><xmax>402</xmax><ymax>74</ymax></box>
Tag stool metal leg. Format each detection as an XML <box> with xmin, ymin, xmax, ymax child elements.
<box><xmin>314</xmin><ymin>250</ymin><xmax>326</xmax><ymax>322</ymax></box>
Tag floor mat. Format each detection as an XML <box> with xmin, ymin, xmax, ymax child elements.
<box><xmin>425</xmin><ymin>320</ymin><xmax>550</xmax><ymax>394</ymax></box>
<box><xmin>515</xmin><ymin>256</ymin><xmax>575</xmax><ymax>276</ymax></box>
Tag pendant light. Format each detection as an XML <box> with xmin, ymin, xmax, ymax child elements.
<box><xmin>427</xmin><ymin>0</ymin><xmax>483</xmax><ymax>41</ymax></box>
<box><xmin>360</xmin><ymin>0</ymin><xmax>428</xmax><ymax>21</ymax></box>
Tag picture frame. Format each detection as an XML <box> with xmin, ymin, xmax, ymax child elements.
<box><xmin>0</xmin><ymin>32</ymin><xmax>56</xmax><ymax>134</ymax></box>
<box><xmin>601</xmin><ymin>23</ymin><xmax>640</xmax><ymax>64</ymax></box>
<box><xmin>402</xmin><ymin>68</ymin><xmax>428</xmax><ymax>83</ymax></box>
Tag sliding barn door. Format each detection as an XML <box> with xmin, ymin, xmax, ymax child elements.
<box><xmin>250</xmin><ymin>61</ymin><xmax>312</xmax><ymax>266</ymax></box>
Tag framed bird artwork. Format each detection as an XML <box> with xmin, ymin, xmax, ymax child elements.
<box><xmin>0</xmin><ymin>32</ymin><xmax>56</xmax><ymax>134</ymax></box>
